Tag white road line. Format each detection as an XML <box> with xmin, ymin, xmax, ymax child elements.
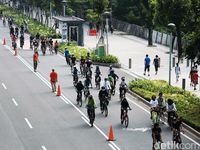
<box><xmin>41</xmin><ymin>146</ymin><xmax>47</xmax><ymax>150</ymax></box>
<box><xmin>12</xmin><ymin>98</ymin><xmax>18</xmax><ymax>106</ymax></box>
<box><xmin>81</xmin><ymin>116</ymin><xmax>91</xmax><ymax>126</ymax></box>
<box><xmin>24</xmin><ymin>118</ymin><xmax>33</xmax><ymax>129</ymax></box>
<box><xmin>2</xmin><ymin>83</ymin><xmax>7</xmax><ymax>89</ymax></box>
<box><xmin>108</xmin><ymin>143</ymin><xmax>116</xmax><ymax>150</ymax></box>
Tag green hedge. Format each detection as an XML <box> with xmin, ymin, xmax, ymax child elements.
<box><xmin>0</xmin><ymin>4</ymin><xmax>61</xmax><ymax>38</ymax></box>
<box><xmin>59</xmin><ymin>42</ymin><xmax>119</xmax><ymax>64</ymax></box>
<box><xmin>129</xmin><ymin>79</ymin><xmax>200</xmax><ymax>131</ymax></box>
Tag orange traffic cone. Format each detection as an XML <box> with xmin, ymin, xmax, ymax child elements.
<box><xmin>56</xmin><ymin>85</ymin><xmax>61</xmax><ymax>96</ymax></box>
<box><xmin>107</xmin><ymin>125</ymin><xmax>115</xmax><ymax>141</ymax></box>
<box><xmin>3</xmin><ymin>38</ymin><xmax>6</xmax><ymax>45</ymax></box>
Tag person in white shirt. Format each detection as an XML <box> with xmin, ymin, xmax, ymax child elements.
<box><xmin>101</xmin><ymin>78</ymin><xmax>111</xmax><ymax>91</ymax></box>
<box><xmin>175</xmin><ymin>63</ymin><xmax>181</xmax><ymax>82</ymax></box>
<box><xmin>150</xmin><ymin>95</ymin><xmax>158</xmax><ymax>119</ymax></box>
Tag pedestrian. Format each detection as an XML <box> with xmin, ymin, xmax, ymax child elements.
<box><xmin>175</xmin><ymin>63</ymin><xmax>181</xmax><ymax>82</ymax></box>
<box><xmin>144</xmin><ymin>54</ymin><xmax>151</xmax><ymax>76</ymax></box>
<box><xmin>33</xmin><ymin>51</ymin><xmax>39</xmax><ymax>72</ymax></box>
<box><xmin>54</xmin><ymin>40</ymin><xmax>59</xmax><ymax>54</ymax></box>
<box><xmin>153</xmin><ymin>55</ymin><xmax>160</xmax><ymax>75</ymax></box>
<box><xmin>50</xmin><ymin>69</ymin><xmax>58</xmax><ymax>92</ymax></box>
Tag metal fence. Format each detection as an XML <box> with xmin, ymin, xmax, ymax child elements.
<box><xmin>112</xmin><ymin>18</ymin><xmax>178</xmax><ymax>50</ymax></box>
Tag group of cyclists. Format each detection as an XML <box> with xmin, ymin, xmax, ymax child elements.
<box><xmin>150</xmin><ymin>93</ymin><xmax>183</xmax><ymax>149</ymax></box>
<box><xmin>63</xmin><ymin>48</ymin><xmax>130</xmax><ymax>127</ymax></box>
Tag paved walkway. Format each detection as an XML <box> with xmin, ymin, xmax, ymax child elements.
<box><xmin>84</xmin><ymin>26</ymin><xmax>200</xmax><ymax>97</ymax></box>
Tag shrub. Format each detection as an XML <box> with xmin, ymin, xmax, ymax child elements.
<box><xmin>129</xmin><ymin>79</ymin><xmax>200</xmax><ymax>131</ymax></box>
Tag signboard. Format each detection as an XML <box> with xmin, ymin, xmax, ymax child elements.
<box><xmin>62</xmin><ymin>22</ymin><xmax>68</xmax><ymax>41</ymax></box>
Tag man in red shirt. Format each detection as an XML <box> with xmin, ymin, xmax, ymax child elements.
<box><xmin>33</xmin><ymin>51</ymin><xmax>39</xmax><ymax>72</ymax></box>
<box><xmin>50</xmin><ymin>69</ymin><xmax>58</xmax><ymax>92</ymax></box>
<box><xmin>192</xmin><ymin>71</ymin><xmax>198</xmax><ymax>90</ymax></box>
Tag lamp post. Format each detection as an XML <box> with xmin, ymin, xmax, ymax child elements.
<box><xmin>103</xmin><ymin>11</ymin><xmax>110</xmax><ymax>55</ymax></box>
<box><xmin>168</xmin><ymin>23</ymin><xmax>176</xmax><ymax>85</ymax></box>
<box><xmin>49</xmin><ymin>0</ymin><xmax>52</xmax><ymax>27</ymax></box>
<box><xmin>62</xmin><ymin>0</ymin><xmax>67</xmax><ymax>17</ymax></box>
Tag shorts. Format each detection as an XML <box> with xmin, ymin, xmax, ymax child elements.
<box><xmin>144</xmin><ymin>65</ymin><xmax>150</xmax><ymax>72</ymax></box>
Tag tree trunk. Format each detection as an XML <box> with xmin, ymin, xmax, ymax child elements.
<box><xmin>176</xmin><ymin>26</ymin><xmax>182</xmax><ymax>62</ymax></box>
<box><xmin>148</xmin><ymin>27</ymin><xmax>153</xmax><ymax>46</ymax></box>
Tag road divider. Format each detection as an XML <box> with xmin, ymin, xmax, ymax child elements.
<box><xmin>1</xmin><ymin>83</ymin><xmax>7</xmax><ymax>89</ymax></box>
<box><xmin>12</xmin><ymin>98</ymin><xmax>18</xmax><ymax>106</ymax></box>
<box><xmin>24</xmin><ymin>118</ymin><xmax>33</xmax><ymax>129</ymax></box>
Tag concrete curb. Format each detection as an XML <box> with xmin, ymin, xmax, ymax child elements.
<box><xmin>93</xmin><ymin>62</ymin><xmax>121</xmax><ymax>68</ymax></box>
<box><xmin>127</xmin><ymin>90</ymin><xmax>200</xmax><ymax>139</ymax></box>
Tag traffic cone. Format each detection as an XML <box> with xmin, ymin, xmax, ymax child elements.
<box><xmin>107</xmin><ymin>125</ymin><xmax>115</xmax><ymax>141</ymax></box>
<box><xmin>56</xmin><ymin>85</ymin><xmax>61</xmax><ymax>96</ymax></box>
<box><xmin>3</xmin><ymin>38</ymin><xmax>6</xmax><ymax>45</ymax></box>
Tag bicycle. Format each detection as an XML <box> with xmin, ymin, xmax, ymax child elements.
<box><xmin>173</xmin><ymin>129</ymin><xmax>182</xmax><ymax>148</ymax></box>
<box><xmin>121</xmin><ymin>108</ymin><xmax>131</xmax><ymax>128</ymax></box>
<box><xmin>41</xmin><ymin>45</ymin><xmax>46</xmax><ymax>55</ymax></box>
<box><xmin>76</xmin><ymin>91</ymin><xmax>82</xmax><ymax>107</ymax></box>
<box><xmin>101</xmin><ymin>99</ymin><xmax>109</xmax><ymax>117</ymax></box>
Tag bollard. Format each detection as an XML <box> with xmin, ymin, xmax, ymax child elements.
<box><xmin>172</xmin><ymin>57</ymin><xmax>176</xmax><ymax>67</ymax></box>
<box><xmin>186</xmin><ymin>59</ymin><xmax>190</xmax><ymax>67</ymax></box>
<box><xmin>182</xmin><ymin>78</ymin><xmax>186</xmax><ymax>90</ymax></box>
<box><xmin>129</xmin><ymin>58</ymin><xmax>132</xmax><ymax>69</ymax></box>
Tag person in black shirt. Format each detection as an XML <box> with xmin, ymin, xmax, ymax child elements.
<box><xmin>109</xmin><ymin>70</ymin><xmax>119</xmax><ymax>88</ymax></box>
<box><xmin>121</xmin><ymin>98</ymin><xmax>131</xmax><ymax>122</ymax></box>
<box><xmin>98</xmin><ymin>86</ymin><xmax>109</xmax><ymax>111</ymax></box>
<box><xmin>152</xmin><ymin>123</ymin><xmax>163</xmax><ymax>150</ymax></box>
<box><xmin>15</xmin><ymin>27</ymin><xmax>19</xmax><ymax>38</ymax></box>
<box><xmin>76</xmin><ymin>81</ymin><xmax>84</xmax><ymax>99</ymax></box>
<box><xmin>153</xmin><ymin>55</ymin><xmax>160</xmax><ymax>75</ymax></box>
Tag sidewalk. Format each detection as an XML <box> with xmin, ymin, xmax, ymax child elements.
<box><xmin>84</xmin><ymin>25</ymin><xmax>200</xmax><ymax>97</ymax></box>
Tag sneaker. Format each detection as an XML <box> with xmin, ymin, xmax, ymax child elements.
<box><xmin>144</xmin><ymin>73</ymin><xmax>146</xmax><ymax>75</ymax></box>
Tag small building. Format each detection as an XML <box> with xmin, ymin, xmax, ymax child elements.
<box><xmin>53</xmin><ymin>16</ymin><xmax>84</xmax><ymax>46</ymax></box>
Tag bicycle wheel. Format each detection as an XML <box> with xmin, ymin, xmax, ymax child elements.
<box><xmin>124</xmin><ymin>115</ymin><xmax>129</xmax><ymax>128</ymax></box>
<box><xmin>104</xmin><ymin>105</ymin><xmax>108</xmax><ymax>117</ymax></box>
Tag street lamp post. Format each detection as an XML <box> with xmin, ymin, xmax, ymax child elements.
<box><xmin>103</xmin><ymin>11</ymin><xmax>110</xmax><ymax>55</ymax></box>
<box><xmin>62</xmin><ymin>0</ymin><xmax>67</xmax><ymax>17</ymax></box>
<box><xmin>49</xmin><ymin>0</ymin><xmax>52</xmax><ymax>27</ymax></box>
<box><xmin>168</xmin><ymin>23</ymin><xmax>176</xmax><ymax>85</ymax></box>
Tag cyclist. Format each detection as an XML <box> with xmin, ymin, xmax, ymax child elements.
<box><xmin>84</xmin><ymin>76</ymin><xmax>92</xmax><ymax>88</ymax></box>
<box><xmin>75</xmin><ymin>81</ymin><xmax>84</xmax><ymax>101</ymax></box>
<box><xmin>30</xmin><ymin>34</ymin><xmax>34</xmax><ymax>49</ymax></box>
<box><xmin>15</xmin><ymin>26</ymin><xmax>19</xmax><ymax>38</ymax></box>
<box><xmin>152</xmin><ymin>123</ymin><xmax>163</xmax><ymax>150</ymax></box>
<box><xmin>109</xmin><ymin>70</ymin><xmax>119</xmax><ymax>88</ymax></box>
<box><xmin>80</xmin><ymin>56</ymin><xmax>86</xmax><ymax>75</ymax></box>
<box><xmin>98</xmin><ymin>86</ymin><xmax>109</xmax><ymax>112</ymax></box>
<box><xmin>54</xmin><ymin>40</ymin><xmax>59</xmax><ymax>54</ymax></box>
<box><xmin>166</xmin><ymin>99</ymin><xmax>177</xmax><ymax>127</ymax></box>
<box><xmin>19</xmin><ymin>34</ymin><xmax>24</xmax><ymax>49</ymax></box>
<box><xmin>95</xmin><ymin>66</ymin><xmax>101</xmax><ymax>88</ymax></box>
<box><xmin>172</xmin><ymin>116</ymin><xmax>183</xmax><ymax>145</ymax></box>
<box><xmin>33</xmin><ymin>38</ymin><xmax>39</xmax><ymax>51</ymax></box>
<box><xmin>85</xmin><ymin>58</ymin><xmax>92</xmax><ymax>73</ymax></box>
<box><xmin>150</xmin><ymin>95</ymin><xmax>158</xmax><ymax>119</ymax></box>
<box><xmin>121</xmin><ymin>98</ymin><xmax>131</xmax><ymax>124</ymax></box>
<box><xmin>86</xmin><ymin>95</ymin><xmax>96</xmax><ymax>127</ymax></box>
<box><xmin>108</xmin><ymin>75</ymin><xmax>115</xmax><ymax>96</ymax></box>
<box><xmin>156</xmin><ymin>92</ymin><xmax>166</xmax><ymax>120</ymax></box>
<box><xmin>64</xmin><ymin>48</ymin><xmax>70</xmax><ymax>65</ymax></box>
<box><xmin>50</xmin><ymin>69</ymin><xmax>58</xmax><ymax>92</ymax></box>
<box><xmin>33</xmin><ymin>51</ymin><xmax>39</xmax><ymax>72</ymax></box>
<box><xmin>48</xmin><ymin>38</ymin><xmax>53</xmax><ymax>54</ymax></box>
<box><xmin>119</xmin><ymin>77</ymin><xmax>128</xmax><ymax>99</ymax></box>
<box><xmin>41</xmin><ymin>38</ymin><xmax>46</xmax><ymax>55</ymax></box>
<box><xmin>71</xmin><ymin>54</ymin><xmax>76</xmax><ymax>66</ymax></box>
<box><xmin>72</xmin><ymin>66</ymin><xmax>79</xmax><ymax>83</ymax></box>
<box><xmin>108</xmin><ymin>65</ymin><xmax>114</xmax><ymax>75</ymax></box>
<box><xmin>101</xmin><ymin>78</ymin><xmax>111</xmax><ymax>93</ymax></box>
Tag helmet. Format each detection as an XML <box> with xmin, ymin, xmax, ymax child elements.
<box><xmin>121</xmin><ymin>77</ymin><xmax>125</xmax><ymax>81</ymax></box>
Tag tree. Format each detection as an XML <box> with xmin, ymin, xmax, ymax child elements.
<box><xmin>155</xmin><ymin>0</ymin><xmax>190</xmax><ymax>60</ymax></box>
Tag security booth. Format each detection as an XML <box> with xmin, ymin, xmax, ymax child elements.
<box><xmin>53</xmin><ymin>16</ymin><xmax>84</xmax><ymax>46</ymax></box>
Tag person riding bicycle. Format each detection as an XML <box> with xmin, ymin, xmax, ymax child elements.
<box><xmin>98</xmin><ymin>86</ymin><xmax>109</xmax><ymax>111</ymax></box>
<box><xmin>101</xmin><ymin>78</ymin><xmax>111</xmax><ymax>93</ymax></box>
<box><xmin>71</xmin><ymin>54</ymin><xmax>76</xmax><ymax>66</ymax></box>
<box><xmin>19</xmin><ymin>34</ymin><xmax>24</xmax><ymax>49</ymax></box>
<box><xmin>108</xmin><ymin>75</ymin><xmax>115</xmax><ymax>95</ymax></box>
<box><xmin>15</xmin><ymin>26</ymin><xmax>19</xmax><ymax>38</ymax></box>
<box><xmin>152</xmin><ymin>123</ymin><xmax>163</xmax><ymax>150</ymax></box>
<box><xmin>84</xmin><ymin>76</ymin><xmax>92</xmax><ymax>88</ymax></box>
<box><xmin>86</xmin><ymin>95</ymin><xmax>96</xmax><ymax>127</ymax></box>
<box><xmin>119</xmin><ymin>77</ymin><xmax>128</xmax><ymax>98</ymax></box>
<box><xmin>121</xmin><ymin>98</ymin><xmax>131</xmax><ymax>123</ymax></box>
<box><xmin>80</xmin><ymin>56</ymin><xmax>86</xmax><ymax>75</ymax></box>
<box><xmin>109</xmin><ymin>70</ymin><xmax>119</xmax><ymax>88</ymax></box>
<box><xmin>86</xmin><ymin>58</ymin><xmax>92</xmax><ymax>69</ymax></box>
<box><xmin>33</xmin><ymin>38</ymin><xmax>39</xmax><ymax>51</ymax></box>
<box><xmin>172</xmin><ymin>116</ymin><xmax>183</xmax><ymax>144</ymax></box>
<box><xmin>30</xmin><ymin>34</ymin><xmax>34</xmax><ymax>49</ymax></box>
<box><xmin>108</xmin><ymin>65</ymin><xmax>114</xmax><ymax>75</ymax></box>
<box><xmin>50</xmin><ymin>69</ymin><xmax>58</xmax><ymax>92</ymax></box>
<box><xmin>72</xmin><ymin>66</ymin><xmax>79</xmax><ymax>82</ymax></box>
<box><xmin>150</xmin><ymin>95</ymin><xmax>158</xmax><ymax>119</ymax></box>
<box><xmin>64</xmin><ymin>48</ymin><xmax>70</xmax><ymax>65</ymax></box>
<box><xmin>48</xmin><ymin>38</ymin><xmax>53</xmax><ymax>54</ymax></box>
<box><xmin>41</xmin><ymin>38</ymin><xmax>46</xmax><ymax>54</ymax></box>
<box><xmin>54</xmin><ymin>40</ymin><xmax>59</xmax><ymax>54</ymax></box>
<box><xmin>166</xmin><ymin>99</ymin><xmax>177</xmax><ymax>126</ymax></box>
<box><xmin>76</xmin><ymin>81</ymin><xmax>84</xmax><ymax>99</ymax></box>
<box><xmin>156</xmin><ymin>92</ymin><xmax>166</xmax><ymax>119</ymax></box>
<box><xmin>95</xmin><ymin>66</ymin><xmax>101</xmax><ymax>85</ymax></box>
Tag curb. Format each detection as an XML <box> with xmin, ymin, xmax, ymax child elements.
<box><xmin>127</xmin><ymin>90</ymin><xmax>200</xmax><ymax>139</ymax></box>
<box><xmin>93</xmin><ymin>62</ymin><xmax>121</xmax><ymax>68</ymax></box>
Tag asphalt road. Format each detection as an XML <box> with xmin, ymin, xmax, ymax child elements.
<box><xmin>0</xmin><ymin>21</ymin><xmax>199</xmax><ymax>150</ymax></box>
